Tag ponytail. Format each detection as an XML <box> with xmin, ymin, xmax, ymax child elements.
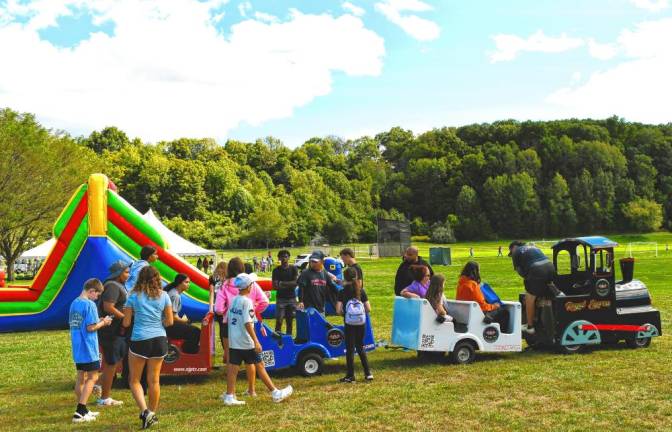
<box><xmin>343</xmin><ymin>267</ymin><xmax>361</xmax><ymax>300</ymax></box>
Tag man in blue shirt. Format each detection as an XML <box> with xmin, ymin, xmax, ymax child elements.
<box><xmin>69</xmin><ymin>278</ymin><xmax>112</xmax><ymax>423</ymax></box>
<box><xmin>509</xmin><ymin>241</ymin><xmax>560</xmax><ymax>335</ymax></box>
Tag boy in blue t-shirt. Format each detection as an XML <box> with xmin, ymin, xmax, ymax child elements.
<box><xmin>69</xmin><ymin>278</ymin><xmax>112</xmax><ymax>423</ymax></box>
<box><xmin>222</xmin><ymin>273</ymin><xmax>293</xmax><ymax>406</ymax></box>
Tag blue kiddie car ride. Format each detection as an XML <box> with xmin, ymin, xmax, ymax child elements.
<box><xmin>255</xmin><ymin>307</ymin><xmax>375</xmax><ymax>376</ymax></box>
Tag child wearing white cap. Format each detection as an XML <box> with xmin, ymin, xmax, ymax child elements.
<box><xmin>222</xmin><ymin>273</ymin><xmax>293</xmax><ymax>406</ymax></box>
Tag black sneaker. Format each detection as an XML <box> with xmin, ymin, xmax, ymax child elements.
<box><xmin>140</xmin><ymin>410</ymin><xmax>157</xmax><ymax>429</ymax></box>
<box><xmin>339</xmin><ymin>376</ymin><xmax>355</xmax><ymax>383</ymax></box>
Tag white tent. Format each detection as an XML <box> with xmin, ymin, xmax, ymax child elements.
<box><xmin>18</xmin><ymin>211</ymin><xmax>216</xmax><ymax>260</ymax></box>
<box><xmin>143</xmin><ymin>209</ymin><xmax>216</xmax><ymax>258</ymax></box>
<box><xmin>20</xmin><ymin>238</ymin><xmax>56</xmax><ymax>260</ymax></box>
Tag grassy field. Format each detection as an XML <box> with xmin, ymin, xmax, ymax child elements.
<box><xmin>1</xmin><ymin>236</ymin><xmax>672</xmax><ymax>431</ymax></box>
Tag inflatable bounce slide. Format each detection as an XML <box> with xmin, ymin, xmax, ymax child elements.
<box><xmin>0</xmin><ymin>174</ymin><xmax>270</xmax><ymax>333</ymax></box>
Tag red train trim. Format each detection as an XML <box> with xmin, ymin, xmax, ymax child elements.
<box><xmin>581</xmin><ymin>324</ymin><xmax>648</xmax><ymax>332</ymax></box>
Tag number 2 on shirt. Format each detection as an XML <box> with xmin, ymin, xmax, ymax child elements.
<box><xmin>231</xmin><ymin>318</ymin><xmax>237</xmax><ymax>326</ymax></box>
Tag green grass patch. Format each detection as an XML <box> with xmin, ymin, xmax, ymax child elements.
<box><xmin>1</xmin><ymin>235</ymin><xmax>672</xmax><ymax>430</ymax></box>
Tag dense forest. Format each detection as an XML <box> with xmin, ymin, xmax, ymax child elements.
<box><xmin>74</xmin><ymin>117</ymin><xmax>672</xmax><ymax>248</ymax></box>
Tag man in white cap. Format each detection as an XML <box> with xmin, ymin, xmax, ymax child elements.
<box><xmin>222</xmin><ymin>273</ymin><xmax>293</xmax><ymax>406</ymax></box>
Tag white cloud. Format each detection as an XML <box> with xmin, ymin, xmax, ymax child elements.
<box><xmin>0</xmin><ymin>0</ymin><xmax>385</xmax><ymax>141</ymax></box>
<box><xmin>587</xmin><ymin>38</ymin><xmax>618</xmax><ymax>60</ymax></box>
<box><xmin>489</xmin><ymin>30</ymin><xmax>584</xmax><ymax>63</ymax></box>
<box><xmin>374</xmin><ymin>0</ymin><xmax>440</xmax><ymax>41</ymax></box>
<box><xmin>238</xmin><ymin>1</ymin><xmax>251</xmax><ymax>17</ymax></box>
<box><xmin>342</xmin><ymin>2</ymin><xmax>365</xmax><ymax>17</ymax></box>
<box><xmin>547</xmin><ymin>18</ymin><xmax>672</xmax><ymax>124</ymax></box>
<box><xmin>630</xmin><ymin>0</ymin><xmax>669</xmax><ymax>12</ymax></box>
<box><xmin>254</xmin><ymin>11</ymin><xmax>278</xmax><ymax>23</ymax></box>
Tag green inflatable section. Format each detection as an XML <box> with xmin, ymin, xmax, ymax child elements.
<box><xmin>107</xmin><ymin>222</ymin><xmax>209</xmax><ymax>303</ymax></box>
<box><xmin>107</xmin><ymin>191</ymin><xmax>166</xmax><ymax>249</ymax></box>
<box><xmin>53</xmin><ymin>184</ymin><xmax>87</xmax><ymax>238</ymax></box>
<box><xmin>0</xmin><ymin>217</ymin><xmax>88</xmax><ymax>314</ymax></box>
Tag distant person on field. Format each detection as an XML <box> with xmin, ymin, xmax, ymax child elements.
<box><xmin>456</xmin><ymin>261</ymin><xmax>508</xmax><ymax>329</ymax></box>
<box><xmin>222</xmin><ymin>273</ymin><xmax>293</xmax><ymax>406</ymax></box>
<box><xmin>97</xmin><ymin>260</ymin><xmax>131</xmax><ymax>407</ymax></box>
<box><xmin>125</xmin><ymin>246</ymin><xmax>158</xmax><ymax>292</ymax></box>
<box><xmin>469</xmin><ymin>247</ymin><xmax>474</xmax><ymax>258</ymax></box>
<box><xmin>297</xmin><ymin>251</ymin><xmax>339</xmax><ymax>314</ymax></box>
<box><xmin>336</xmin><ymin>267</ymin><xmax>372</xmax><ymax>383</ymax></box>
<box><xmin>400</xmin><ymin>265</ymin><xmax>431</xmax><ymax>299</ymax></box>
<box><xmin>196</xmin><ymin>257</ymin><xmax>203</xmax><ymax>271</ymax></box>
<box><xmin>122</xmin><ymin>266</ymin><xmax>173</xmax><ymax>429</ymax></box>
<box><xmin>272</xmin><ymin>250</ymin><xmax>299</xmax><ymax>334</ymax></box>
<box><xmin>165</xmin><ymin>273</ymin><xmax>201</xmax><ymax>354</ymax></box>
<box><xmin>425</xmin><ymin>274</ymin><xmax>453</xmax><ymax>323</ymax></box>
<box><xmin>69</xmin><ymin>278</ymin><xmax>112</xmax><ymax>423</ymax></box>
<box><xmin>394</xmin><ymin>246</ymin><xmax>434</xmax><ymax>296</ymax></box>
<box><xmin>244</xmin><ymin>261</ymin><xmax>254</xmax><ymax>274</ymax></box>
<box><xmin>498</xmin><ymin>246</ymin><xmax>503</xmax><ymax>257</ymax></box>
<box><xmin>509</xmin><ymin>241</ymin><xmax>559</xmax><ymax>335</ymax></box>
<box><xmin>202</xmin><ymin>257</ymin><xmax>210</xmax><ymax>274</ymax></box>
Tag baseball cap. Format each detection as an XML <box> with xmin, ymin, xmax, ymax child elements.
<box><xmin>508</xmin><ymin>241</ymin><xmax>525</xmax><ymax>256</ymax></box>
<box><xmin>234</xmin><ymin>273</ymin><xmax>258</xmax><ymax>290</ymax></box>
<box><xmin>108</xmin><ymin>259</ymin><xmax>131</xmax><ymax>279</ymax></box>
<box><xmin>309</xmin><ymin>251</ymin><xmax>325</xmax><ymax>262</ymax></box>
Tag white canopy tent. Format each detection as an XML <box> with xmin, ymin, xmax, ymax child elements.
<box><xmin>18</xmin><ymin>211</ymin><xmax>216</xmax><ymax>260</ymax></box>
<box><xmin>19</xmin><ymin>238</ymin><xmax>56</xmax><ymax>260</ymax></box>
<box><xmin>142</xmin><ymin>209</ymin><xmax>217</xmax><ymax>259</ymax></box>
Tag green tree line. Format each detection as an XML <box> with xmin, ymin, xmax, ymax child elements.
<box><xmin>4</xmin><ymin>107</ymin><xmax>672</xmax><ymax>259</ymax></box>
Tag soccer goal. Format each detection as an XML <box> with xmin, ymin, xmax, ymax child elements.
<box><xmin>626</xmin><ymin>242</ymin><xmax>658</xmax><ymax>258</ymax></box>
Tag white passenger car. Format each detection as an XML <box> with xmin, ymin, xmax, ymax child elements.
<box><xmin>391</xmin><ymin>296</ymin><xmax>522</xmax><ymax>364</ymax></box>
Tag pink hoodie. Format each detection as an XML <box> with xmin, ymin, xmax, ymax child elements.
<box><xmin>215</xmin><ymin>279</ymin><xmax>269</xmax><ymax>322</ymax></box>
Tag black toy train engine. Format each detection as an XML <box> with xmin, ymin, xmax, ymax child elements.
<box><xmin>520</xmin><ymin>236</ymin><xmax>661</xmax><ymax>353</ymax></box>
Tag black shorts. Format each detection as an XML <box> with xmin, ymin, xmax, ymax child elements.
<box><xmin>217</xmin><ymin>315</ymin><xmax>229</xmax><ymax>338</ymax></box>
<box><xmin>524</xmin><ymin>262</ymin><xmax>555</xmax><ymax>296</ymax></box>
<box><xmin>129</xmin><ymin>336</ymin><xmax>168</xmax><ymax>359</ymax></box>
<box><xmin>99</xmin><ymin>335</ymin><xmax>128</xmax><ymax>364</ymax></box>
<box><xmin>228</xmin><ymin>348</ymin><xmax>262</xmax><ymax>366</ymax></box>
<box><xmin>75</xmin><ymin>360</ymin><xmax>100</xmax><ymax>372</ymax></box>
<box><xmin>275</xmin><ymin>299</ymin><xmax>297</xmax><ymax>320</ymax></box>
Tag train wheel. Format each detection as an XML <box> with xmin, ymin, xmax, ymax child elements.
<box><xmin>625</xmin><ymin>336</ymin><xmax>651</xmax><ymax>349</ymax></box>
<box><xmin>626</xmin><ymin>323</ymin><xmax>658</xmax><ymax>349</ymax></box>
<box><xmin>450</xmin><ymin>340</ymin><xmax>476</xmax><ymax>365</ymax></box>
<box><xmin>559</xmin><ymin>320</ymin><xmax>600</xmax><ymax>354</ymax></box>
<box><xmin>556</xmin><ymin>343</ymin><xmax>583</xmax><ymax>354</ymax></box>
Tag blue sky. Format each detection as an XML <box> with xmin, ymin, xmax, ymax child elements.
<box><xmin>0</xmin><ymin>0</ymin><xmax>670</xmax><ymax>146</ymax></box>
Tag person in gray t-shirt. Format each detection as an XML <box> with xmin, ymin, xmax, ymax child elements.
<box><xmin>164</xmin><ymin>274</ymin><xmax>200</xmax><ymax>354</ymax></box>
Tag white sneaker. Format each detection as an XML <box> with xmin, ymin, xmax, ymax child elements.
<box><xmin>72</xmin><ymin>412</ymin><xmax>96</xmax><ymax>423</ymax></box>
<box><xmin>223</xmin><ymin>394</ymin><xmax>246</xmax><ymax>406</ymax></box>
<box><xmin>97</xmin><ymin>397</ymin><xmax>123</xmax><ymax>406</ymax></box>
<box><xmin>87</xmin><ymin>410</ymin><xmax>100</xmax><ymax>417</ymax></box>
<box><xmin>522</xmin><ymin>324</ymin><xmax>536</xmax><ymax>335</ymax></box>
<box><xmin>272</xmin><ymin>385</ymin><xmax>293</xmax><ymax>403</ymax></box>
